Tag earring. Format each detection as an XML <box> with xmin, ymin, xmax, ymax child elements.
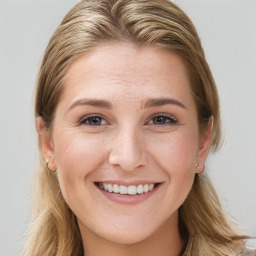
<box><xmin>46</xmin><ymin>156</ymin><xmax>56</xmax><ymax>172</ymax></box>
<box><xmin>196</xmin><ymin>161</ymin><xmax>204</xmax><ymax>174</ymax></box>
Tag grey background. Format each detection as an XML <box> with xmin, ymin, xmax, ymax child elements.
<box><xmin>0</xmin><ymin>0</ymin><xmax>255</xmax><ymax>255</ymax></box>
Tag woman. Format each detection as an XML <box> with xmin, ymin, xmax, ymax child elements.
<box><xmin>24</xmin><ymin>0</ymin><xmax>255</xmax><ymax>255</ymax></box>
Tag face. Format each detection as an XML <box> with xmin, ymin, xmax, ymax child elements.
<box><xmin>39</xmin><ymin>43</ymin><xmax>211</xmax><ymax>245</ymax></box>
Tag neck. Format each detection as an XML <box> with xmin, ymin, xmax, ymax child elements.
<box><xmin>80</xmin><ymin>213</ymin><xmax>185</xmax><ymax>256</ymax></box>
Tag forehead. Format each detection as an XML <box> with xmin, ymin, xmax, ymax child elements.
<box><xmin>62</xmin><ymin>42</ymin><xmax>193</xmax><ymax>106</ymax></box>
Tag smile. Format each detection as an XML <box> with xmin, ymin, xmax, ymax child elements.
<box><xmin>95</xmin><ymin>182</ymin><xmax>160</xmax><ymax>196</ymax></box>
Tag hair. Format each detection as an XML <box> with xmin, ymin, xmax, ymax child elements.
<box><xmin>24</xmin><ymin>0</ymin><xmax>247</xmax><ymax>255</ymax></box>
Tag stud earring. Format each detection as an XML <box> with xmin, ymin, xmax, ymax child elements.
<box><xmin>46</xmin><ymin>156</ymin><xmax>57</xmax><ymax>172</ymax></box>
<box><xmin>196</xmin><ymin>161</ymin><xmax>205</xmax><ymax>174</ymax></box>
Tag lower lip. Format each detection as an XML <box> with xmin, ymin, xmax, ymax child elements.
<box><xmin>95</xmin><ymin>184</ymin><xmax>162</xmax><ymax>204</ymax></box>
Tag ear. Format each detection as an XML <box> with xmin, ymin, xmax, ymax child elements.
<box><xmin>195</xmin><ymin>117</ymin><xmax>213</xmax><ymax>174</ymax></box>
<box><xmin>36</xmin><ymin>117</ymin><xmax>57</xmax><ymax>172</ymax></box>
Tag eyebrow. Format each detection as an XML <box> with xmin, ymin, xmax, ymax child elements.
<box><xmin>143</xmin><ymin>98</ymin><xmax>187</xmax><ymax>110</ymax></box>
<box><xmin>69</xmin><ymin>98</ymin><xmax>113</xmax><ymax>111</ymax></box>
<box><xmin>68</xmin><ymin>97</ymin><xmax>187</xmax><ymax>112</ymax></box>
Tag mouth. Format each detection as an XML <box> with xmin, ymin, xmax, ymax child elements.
<box><xmin>95</xmin><ymin>182</ymin><xmax>161</xmax><ymax>196</ymax></box>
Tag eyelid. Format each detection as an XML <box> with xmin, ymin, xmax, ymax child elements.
<box><xmin>78</xmin><ymin>114</ymin><xmax>109</xmax><ymax>125</ymax></box>
<box><xmin>146</xmin><ymin>113</ymin><xmax>178</xmax><ymax>125</ymax></box>
<box><xmin>77</xmin><ymin>112</ymin><xmax>178</xmax><ymax>126</ymax></box>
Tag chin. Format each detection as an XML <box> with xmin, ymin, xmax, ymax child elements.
<box><xmin>78</xmin><ymin>215</ymin><xmax>160</xmax><ymax>246</ymax></box>
<box><xmin>102</xmin><ymin>227</ymin><xmax>154</xmax><ymax>245</ymax></box>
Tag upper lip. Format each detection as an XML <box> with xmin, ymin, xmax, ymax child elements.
<box><xmin>95</xmin><ymin>180</ymin><xmax>163</xmax><ymax>186</ymax></box>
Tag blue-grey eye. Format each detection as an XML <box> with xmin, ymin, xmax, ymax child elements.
<box><xmin>150</xmin><ymin>115</ymin><xmax>177</xmax><ymax>125</ymax></box>
<box><xmin>80</xmin><ymin>116</ymin><xmax>107</xmax><ymax>125</ymax></box>
<box><xmin>153</xmin><ymin>116</ymin><xmax>166</xmax><ymax>124</ymax></box>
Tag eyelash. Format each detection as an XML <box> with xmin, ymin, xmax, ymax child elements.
<box><xmin>146</xmin><ymin>113</ymin><xmax>178</xmax><ymax>126</ymax></box>
<box><xmin>79</xmin><ymin>114</ymin><xmax>108</xmax><ymax>126</ymax></box>
<box><xmin>78</xmin><ymin>113</ymin><xmax>178</xmax><ymax>127</ymax></box>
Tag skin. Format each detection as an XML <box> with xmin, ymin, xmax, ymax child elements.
<box><xmin>38</xmin><ymin>43</ymin><xmax>212</xmax><ymax>256</ymax></box>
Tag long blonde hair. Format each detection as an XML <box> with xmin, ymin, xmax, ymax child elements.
<box><xmin>25</xmin><ymin>1</ymin><xmax>246</xmax><ymax>255</ymax></box>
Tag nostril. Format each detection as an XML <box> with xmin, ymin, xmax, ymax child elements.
<box><xmin>108</xmin><ymin>131</ymin><xmax>146</xmax><ymax>171</ymax></box>
<box><xmin>108</xmin><ymin>151</ymin><xmax>146</xmax><ymax>172</ymax></box>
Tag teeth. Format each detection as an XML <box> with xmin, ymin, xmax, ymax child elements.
<box><xmin>107</xmin><ymin>184</ymin><xmax>113</xmax><ymax>193</ymax></box>
<box><xmin>98</xmin><ymin>183</ymin><xmax>157</xmax><ymax>195</ymax></box>
<box><xmin>137</xmin><ymin>184</ymin><xmax>144</xmax><ymax>194</ymax></box>
<box><xmin>120</xmin><ymin>185</ymin><xmax>128</xmax><ymax>195</ymax></box>
<box><xmin>149</xmin><ymin>184</ymin><xmax>154</xmax><ymax>191</ymax></box>
<box><xmin>127</xmin><ymin>185</ymin><xmax>137</xmax><ymax>195</ymax></box>
<box><xmin>113</xmin><ymin>184</ymin><xmax>119</xmax><ymax>193</ymax></box>
<box><xmin>144</xmin><ymin>184</ymin><xmax>149</xmax><ymax>193</ymax></box>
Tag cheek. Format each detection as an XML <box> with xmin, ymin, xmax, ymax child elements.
<box><xmin>53</xmin><ymin>132</ymin><xmax>107</xmax><ymax>193</ymax></box>
<box><xmin>54</xmin><ymin>132</ymin><xmax>105</xmax><ymax>168</ymax></box>
<box><xmin>150</xmin><ymin>129</ymin><xmax>199</xmax><ymax>173</ymax></box>
<box><xmin>150</xmin><ymin>133</ymin><xmax>198</xmax><ymax>212</ymax></box>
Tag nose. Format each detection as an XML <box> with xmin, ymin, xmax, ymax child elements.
<box><xmin>108</xmin><ymin>125</ymin><xmax>146</xmax><ymax>172</ymax></box>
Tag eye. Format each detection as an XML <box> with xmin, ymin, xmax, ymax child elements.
<box><xmin>147</xmin><ymin>114</ymin><xmax>178</xmax><ymax>125</ymax></box>
<box><xmin>79</xmin><ymin>115</ymin><xmax>108</xmax><ymax>126</ymax></box>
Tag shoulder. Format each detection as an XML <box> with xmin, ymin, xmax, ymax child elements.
<box><xmin>238</xmin><ymin>246</ymin><xmax>256</xmax><ymax>256</ymax></box>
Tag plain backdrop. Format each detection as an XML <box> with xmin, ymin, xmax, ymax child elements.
<box><xmin>0</xmin><ymin>0</ymin><xmax>255</xmax><ymax>255</ymax></box>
